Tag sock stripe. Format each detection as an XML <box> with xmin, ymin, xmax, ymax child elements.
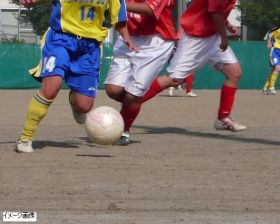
<box><xmin>34</xmin><ymin>92</ymin><xmax>53</xmax><ymax>106</ymax></box>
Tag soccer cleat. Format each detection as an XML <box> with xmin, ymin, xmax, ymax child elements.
<box><xmin>168</xmin><ymin>87</ymin><xmax>174</xmax><ymax>96</ymax></box>
<box><xmin>214</xmin><ymin>117</ymin><xmax>247</xmax><ymax>132</ymax></box>
<box><xmin>16</xmin><ymin>140</ymin><xmax>34</xmax><ymax>153</ymax></box>
<box><xmin>268</xmin><ymin>87</ymin><xmax>277</xmax><ymax>95</ymax></box>
<box><xmin>116</xmin><ymin>132</ymin><xmax>130</xmax><ymax>146</ymax></box>
<box><xmin>69</xmin><ymin>91</ymin><xmax>86</xmax><ymax>125</ymax></box>
<box><xmin>186</xmin><ymin>91</ymin><xmax>197</xmax><ymax>97</ymax></box>
<box><xmin>177</xmin><ymin>85</ymin><xmax>183</xmax><ymax>91</ymax></box>
<box><xmin>262</xmin><ymin>88</ymin><xmax>268</xmax><ymax>95</ymax></box>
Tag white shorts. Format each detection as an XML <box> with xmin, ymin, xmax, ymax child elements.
<box><xmin>167</xmin><ymin>33</ymin><xmax>238</xmax><ymax>80</ymax></box>
<box><xmin>104</xmin><ymin>35</ymin><xmax>174</xmax><ymax>96</ymax></box>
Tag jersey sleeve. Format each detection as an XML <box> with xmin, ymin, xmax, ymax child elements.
<box><xmin>145</xmin><ymin>0</ymin><xmax>169</xmax><ymax>20</ymax></box>
<box><xmin>264</xmin><ymin>31</ymin><xmax>270</xmax><ymax>41</ymax></box>
<box><xmin>108</xmin><ymin>0</ymin><xmax>127</xmax><ymax>28</ymax></box>
<box><xmin>117</xmin><ymin>0</ymin><xmax>127</xmax><ymax>22</ymax></box>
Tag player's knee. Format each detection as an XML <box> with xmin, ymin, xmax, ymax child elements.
<box><xmin>105</xmin><ymin>85</ymin><xmax>122</xmax><ymax>100</ymax></box>
<box><xmin>123</xmin><ymin>92</ymin><xmax>141</xmax><ymax>105</ymax></box>
<box><xmin>75</xmin><ymin>100</ymin><xmax>93</xmax><ymax>113</ymax></box>
<box><xmin>223</xmin><ymin>63</ymin><xmax>242</xmax><ymax>83</ymax></box>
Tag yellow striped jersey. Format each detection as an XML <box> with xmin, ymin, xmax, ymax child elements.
<box><xmin>264</xmin><ymin>26</ymin><xmax>280</xmax><ymax>49</ymax></box>
<box><xmin>49</xmin><ymin>0</ymin><xmax>127</xmax><ymax>41</ymax></box>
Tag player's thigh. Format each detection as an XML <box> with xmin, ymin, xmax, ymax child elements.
<box><xmin>270</xmin><ymin>49</ymin><xmax>280</xmax><ymax>72</ymax></box>
<box><xmin>208</xmin><ymin>46</ymin><xmax>238</xmax><ymax>69</ymax></box>
<box><xmin>104</xmin><ymin>38</ymin><xmax>133</xmax><ymax>87</ymax></box>
<box><xmin>126</xmin><ymin>36</ymin><xmax>174</xmax><ymax>96</ymax></box>
<box><xmin>168</xmin><ymin>34</ymin><xmax>218</xmax><ymax>79</ymax></box>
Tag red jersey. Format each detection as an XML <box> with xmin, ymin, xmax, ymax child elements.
<box><xmin>180</xmin><ymin>0</ymin><xmax>236</xmax><ymax>37</ymax></box>
<box><xmin>127</xmin><ymin>0</ymin><xmax>176</xmax><ymax>40</ymax></box>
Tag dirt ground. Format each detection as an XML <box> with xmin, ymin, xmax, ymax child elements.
<box><xmin>0</xmin><ymin>89</ymin><xmax>280</xmax><ymax>224</ymax></box>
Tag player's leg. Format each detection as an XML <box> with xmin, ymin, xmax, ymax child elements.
<box><xmin>267</xmin><ymin>49</ymin><xmax>280</xmax><ymax>94</ymax></box>
<box><xmin>17</xmin><ymin>76</ymin><xmax>62</xmax><ymax>152</ymax></box>
<box><xmin>16</xmin><ymin>29</ymin><xmax>67</xmax><ymax>152</ymax></box>
<box><xmin>104</xmin><ymin>35</ymin><xmax>132</xmax><ymax>102</ymax></box>
<box><xmin>104</xmin><ymin>36</ymin><xmax>138</xmax><ymax>145</ymax></box>
<box><xmin>267</xmin><ymin>67</ymin><xmax>280</xmax><ymax>94</ymax></box>
<box><xmin>185</xmin><ymin>73</ymin><xmax>197</xmax><ymax>97</ymax></box>
<box><xmin>141</xmin><ymin>75</ymin><xmax>182</xmax><ymax>103</ymax></box>
<box><xmin>117</xmin><ymin>92</ymin><xmax>142</xmax><ymax>145</ymax></box>
<box><xmin>117</xmin><ymin>36</ymin><xmax>175</xmax><ymax>145</ymax></box>
<box><xmin>262</xmin><ymin>71</ymin><xmax>271</xmax><ymax>94</ymax></box>
<box><xmin>67</xmin><ymin>36</ymin><xmax>101</xmax><ymax>124</ymax></box>
<box><xmin>69</xmin><ymin>91</ymin><xmax>95</xmax><ymax>124</ymax></box>
<box><xmin>214</xmin><ymin>62</ymin><xmax>247</xmax><ymax>131</ymax></box>
<box><xmin>268</xmin><ymin>71</ymin><xmax>278</xmax><ymax>94</ymax></box>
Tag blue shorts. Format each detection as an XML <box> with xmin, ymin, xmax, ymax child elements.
<box><xmin>39</xmin><ymin>28</ymin><xmax>101</xmax><ymax>97</ymax></box>
<box><xmin>270</xmin><ymin>48</ymin><xmax>280</xmax><ymax>67</ymax></box>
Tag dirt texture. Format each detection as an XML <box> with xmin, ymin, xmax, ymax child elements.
<box><xmin>0</xmin><ymin>89</ymin><xmax>280</xmax><ymax>224</ymax></box>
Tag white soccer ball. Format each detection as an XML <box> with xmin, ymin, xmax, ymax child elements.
<box><xmin>85</xmin><ymin>106</ymin><xmax>124</xmax><ymax>145</ymax></box>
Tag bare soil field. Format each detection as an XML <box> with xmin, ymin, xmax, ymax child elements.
<box><xmin>0</xmin><ymin>89</ymin><xmax>280</xmax><ymax>224</ymax></box>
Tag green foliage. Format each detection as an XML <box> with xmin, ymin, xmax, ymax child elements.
<box><xmin>11</xmin><ymin>0</ymin><xmax>280</xmax><ymax>41</ymax></box>
<box><xmin>0</xmin><ymin>33</ymin><xmax>25</xmax><ymax>43</ymax></box>
<box><xmin>12</xmin><ymin>0</ymin><xmax>52</xmax><ymax>36</ymax></box>
<box><xmin>239</xmin><ymin>0</ymin><xmax>280</xmax><ymax>40</ymax></box>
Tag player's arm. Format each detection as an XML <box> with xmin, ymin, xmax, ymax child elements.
<box><xmin>266</xmin><ymin>38</ymin><xmax>273</xmax><ymax>48</ymax></box>
<box><xmin>115</xmin><ymin>22</ymin><xmax>139</xmax><ymax>52</ymax></box>
<box><xmin>126</xmin><ymin>2</ymin><xmax>153</xmax><ymax>15</ymax></box>
<box><xmin>225</xmin><ymin>20</ymin><xmax>238</xmax><ymax>36</ymax></box>
<box><xmin>211</xmin><ymin>13</ymin><xmax>228</xmax><ymax>51</ymax></box>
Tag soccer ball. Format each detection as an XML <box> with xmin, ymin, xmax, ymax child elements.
<box><xmin>85</xmin><ymin>106</ymin><xmax>124</xmax><ymax>145</ymax></box>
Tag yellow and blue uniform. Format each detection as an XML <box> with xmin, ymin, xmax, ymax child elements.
<box><xmin>262</xmin><ymin>26</ymin><xmax>280</xmax><ymax>93</ymax></box>
<box><xmin>264</xmin><ymin>26</ymin><xmax>280</xmax><ymax>67</ymax></box>
<box><xmin>34</xmin><ymin>0</ymin><xmax>127</xmax><ymax>97</ymax></box>
<box><xmin>50</xmin><ymin>0</ymin><xmax>127</xmax><ymax>41</ymax></box>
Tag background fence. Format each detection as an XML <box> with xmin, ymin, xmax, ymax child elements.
<box><xmin>0</xmin><ymin>41</ymin><xmax>272</xmax><ymax>90</ymax></box>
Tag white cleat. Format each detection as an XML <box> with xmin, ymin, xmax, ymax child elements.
<box><xmin>262</xmin><ymin>89</ymin><xmax>268</xmax><ymax>95</ymax></box>
<box><xmin>115</xmin><ymin>132</ymin><xmax>130</xmax><ymax>146</ymax></box>
<box><xmin>186</xmin><ymin>91</ymin><xmax>197</xmax><ymax>97</ymax></box>
<box><xmin>16</xmin><ymin>140</ymin><xmax>34</xmax><ymax>153</ymax></box>
<box><xmin>168</xmin><ymin>87</ymin><xmax>174</xmax><ymax>96</ymax></box>
<box><xmin>214</xmin><ymin>117</ymin><xmax>247</xmax><ymax>132</ymax></box>
<box><xmin>268</xmin><ymin>87</ymin><xmax>277</xmax><ymax>95</ymax></box>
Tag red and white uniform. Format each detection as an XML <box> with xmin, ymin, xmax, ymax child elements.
<box><xmin>127</xmin><ymin>0</ymin><xmax>176</xmax><ymax>40</ymax></box>
<box><xmin>180</xmin><ymin>0</ymin><xmax>236</xmax><ymax>37</ymax></box>
<box><xmin>167</xmin><ymin>0</ymin><xmax>238</xmax><ymax>80</ymax></box>
<box><xmin>105</xmin><ymin>0</ymin><xmax>176</xmax><ymax>96</ymax></box>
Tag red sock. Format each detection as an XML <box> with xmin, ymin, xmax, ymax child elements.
<box><xmin>120</xmin><ymin>103</ymin><xmax>141</xmax><ymax>132</ymax></box>
<box><xmin>185</xmin><ymin>74</ymin><xmax>194</xmax><ymax>93</ymax></box>
<box><xmin>140</xmin><ymin>79</ymin><xmax>164</xmax><ymax>104</ymax></box>
<box><xmin>218</xmin><ymin>85</ymin><xmax>236</xmax><ymax>120</ymax></box>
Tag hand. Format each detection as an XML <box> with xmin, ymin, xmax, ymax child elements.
<box><xmin>115</xmin><ymin>22</ymin><xmax>139</xmax><ymax>53</ymax></box>
<box><xmin>228</xmin><ymin>25</ymin><xmax>239</xmax><ymax>36</ymax></box>
<box><xmin>220</xmin><ymin>36</ymin><xmax>229</xmax><ymax>51</ymax></box>
<box><xmin>122</xmin><ymin>36</ymin><xmax>139</xmax><ymax>53</ymax></box>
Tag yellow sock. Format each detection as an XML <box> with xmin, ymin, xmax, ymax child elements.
<box><xmin>269</xmin><ymin>71</ymin><xmax>278</xmax><ymax>88</ymax></box>
<box><xmin>263</xmin><ymin>75</ymin><xmax>270</xmax><ymax>90</ymax></box>
<box><xmin>19</xmin><ymin>92</ymin><xmax>53</xmax><ymax>141</ymax></box>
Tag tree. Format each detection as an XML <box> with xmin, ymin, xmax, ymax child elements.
<box><xmin>239</xmin><ymin>0</ymin><xmax>280</xmax><ymax>40</ymax></box>
<box><xmin>13</xmin><ymin>0</ymin><xmax>280</xmax><ymax>40</ymax></box>
<box><xmin>12</xmin><ymin>0</ymin><xmax>51</xmax><ymax>36</ymax></box>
